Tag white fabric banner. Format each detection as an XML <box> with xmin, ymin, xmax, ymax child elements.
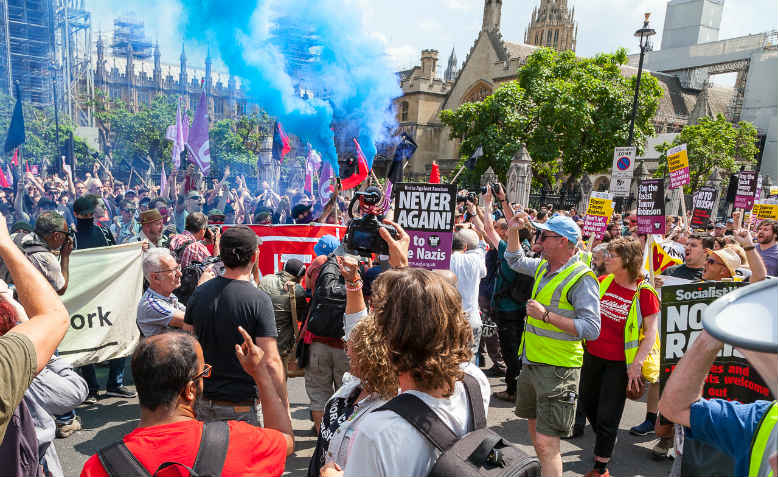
<box><xmin>57</xmin><ymin>242</ymin><xmax>143</xmax><ymax>367</ymax></box>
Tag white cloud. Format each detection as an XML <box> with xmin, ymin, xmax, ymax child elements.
<box><xmin>386</xmin><ymin>45</ymin><xmax>419</xmax><ymax>70</ymax></box>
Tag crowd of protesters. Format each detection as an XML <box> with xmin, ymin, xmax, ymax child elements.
<box><xmin>0</xmin><ymin>161</ymin><xmax>774</xmax><ymax>477</ymax></box>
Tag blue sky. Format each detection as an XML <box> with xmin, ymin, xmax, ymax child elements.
<box><xmin>85</xmin><ymin>0</ymin><xmax>777</xmax><ymax>79</ymax></box>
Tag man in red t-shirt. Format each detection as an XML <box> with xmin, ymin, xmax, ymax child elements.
<box><xmin>80</xmin><ymin>330</ymin><xmax>293</xmax><ymax>477</ymax></box>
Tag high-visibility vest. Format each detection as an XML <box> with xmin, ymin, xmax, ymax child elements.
<box><xmin>518</xmin><ymin>259</ymin><xmax>595</xmax><ymax>367</ymax></box>
<box><xmin>579</xmin><ymin>251</ymin><xmax>593</xmax><ymax>268</ymax></box>
<box><xmin>597</xmin><ymin>275</ymin><xmax>659</xmax><ymax>365</ymax></box>
<box><xmin>749</xmin><ymin>401</ymin><xmax>778</xmax><ymax>477</ymax></box>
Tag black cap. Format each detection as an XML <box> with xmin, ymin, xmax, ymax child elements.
<box><xmin>291</xmin><ymin>203</ymin><xmax>312</xmax><ymax>218</ymax></box>
<box><xmin>73</xmin><ymin>194</ymin><xmax>99</xmax><ymax>216</ymax></box>
<box><xmin>220</xmin><ymin>226</ymin><xmax>258</xmax><ymax>258</ymax></box>
<box><xmin>284</xmin><ymin>258</ymin><xmax>306</xmax><ymax>278</ymax></box>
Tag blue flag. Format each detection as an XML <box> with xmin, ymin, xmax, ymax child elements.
<box><xmin>386</xmin><ymin>132</ymin><xmax>417</xmax><ymax>184</ymax></box>
<box><xmin>4</xmin><ymin>83</ymin><xmax>25</xmax><ymax>154</ymax></box>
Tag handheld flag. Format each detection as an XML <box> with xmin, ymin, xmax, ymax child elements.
<box><xmin>160</xmin><ymin>162</ymin><xmax>168</xmax><ymax>198</ymax></box>
<box><xmin>642</xmin><ymin>235</ymin><xmax>683</xmax><ymax>275</ymax></box>
<box><xmin>319</xmin><ymin>160</ymin><xmax>334</xmax><ymax>205</ymax></box>
<box><xmin>340</xmin><ymin>138</ymin><xmax>369</xmax><ymax>190</ymax></box>
<box><xmin>387</xmin><ymin>132</ymin><xmax>417</xmax><ymax>184</ymax></box>
<box><xmin>429</xmin><ymin>162</ymin><xmax>440</xmax><ymax>184</ymax></box>
<box><xmin>4</xmin><ymin>83</ymin><xmax>25</xmax><ymax>154</ymax></box>
<box><xmin>0</xmin><ymin>165</ymin><xmax>9</xmax><ymax>188</ymax></box>
<box><xmin>11</xmin><ymin>149</ymin><xmax>18</xmax><ymax>167</ymax></box>
<box><xmin>24</xmin><ymin>161</ymin><xmax>30</xmax><ymax>174</ymax></box>
<box><xmin>171</xmin><ymin>98</ymin><xmax>186</xmax><ymax>170</ymax></box>
<box><xmin>5</xmin><ymin>164</ymin><xmax>12</xmax><ymax>187</ymax></box>
<box><xmin>185</xmin><ymin>90</ymin><xmax>211</xmax><ymax>175</ymax></box>
<box><xmin>465</xmin><ymin>145</ymin><xmax>483</xmax><ymax>169</ymax></box>
<box><xmin>273</xmin><ymin>121</ymin><xmax>291</xmax><ymax>163</ymax></box>
<box><xmin>305</xmin><ymin>147</ymin><xmax>322</xmax><ymax>194</ymax></box>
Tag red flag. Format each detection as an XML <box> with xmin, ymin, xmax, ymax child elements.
<box><xmin>429</xmin><ymin>162</ymin><xmax>440</xmax><ymax>184</ymax></box>
<box><xmin>0</xmin><ymin>165</ymin><xmax>9</xmax><ymax>188</ymax></box>
<box><xmin>341</xmin><ymin>138</ymin><xmax>369</xmax><ymax>190</ymax></box>
<box><xmin>24</xmin><ymin>161</ymin><xmax>30</xmax><ymax>174</ymax></box>
<box><xmin>273</xmin><ymin>121</ymin><xmax>291</xmax><ymax>163</ymax></box>
<box><xmin>11</xmin><ymin>148</ymin><xmax>18</xmax><ymax>167</ymax></box>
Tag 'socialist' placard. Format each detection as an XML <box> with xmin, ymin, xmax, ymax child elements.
<box><xmin>393</xmin><ymin>183</ymin><xmax>456</xmax><ymax>270</ymax></box>
<box><xmin>660</xmin><ymin>282</ymin><xmax>773</xmax><ymax>403</ymax></box>
<box><xmin>667</xmin><ymin>143</ymin><xmax>690</xmax><ymax>189</ymax></box>
<box><xmin>691</xmin><ymin>186</ymin><xmax>717</xmax><ymax>229</ymax></box>
<box><xmin>582</xmin><ymin>191</ymin><xmax>612</xmax><ymax>239</ymax></box>
<box><xmin>637</xmin><ymin>178</ymin><xmax>665</xmax><ymax>235</ymax></box>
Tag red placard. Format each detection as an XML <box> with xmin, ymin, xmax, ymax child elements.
<box><xmin>226</xmin><ymin>224</ymin><xmax>346</xmax><ymax>277</ymax></box>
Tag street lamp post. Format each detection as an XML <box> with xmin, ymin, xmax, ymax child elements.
<box><xmin>627</xmin><ymin>13</ymin><xmax>656</xmax><ymax>147</ymax></box>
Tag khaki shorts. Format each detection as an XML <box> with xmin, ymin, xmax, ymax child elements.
<box><xmin>515</xmin><ymin>364</ymin><xmax>581</xmax><ymax>438</ymax></box>
<box><xmin>304</xmin><ymin>341</ymin><xmax>349</xmax><ymax>412</ymax></box>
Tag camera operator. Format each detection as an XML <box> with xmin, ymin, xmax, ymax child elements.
<box><xmin>169</xmin><ymin>212</ymin><xmax>220</xmax><ymax>269</ymax></box>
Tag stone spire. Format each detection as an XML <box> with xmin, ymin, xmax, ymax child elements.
<box><xmin>153</xmin><ymin>41</ymin><xmax>162</xmax><ymax>87</ymax></box>
<box><xmin>525</xmin><ymin>0</ymin><xmax>578</xmax><ymax>52</ymax></box>
<box><xmin>482</xmin><ymin>0</ymin><xmax>502</xmax><ymax>32</ymax></box>
<box><xmin>95</xmin><ymin>33</ymin><xmax>105</xmax><ymax>83</ymax></box>
<box><xmin>444</xmin><ymin>46</ymin><xmax>457</xmax><ymax>83</ymax></box>
<box><xmin>205</xmin><ymin>46</ymin><xmax>212</xmax><ymax>92</ymax></box>
<box><xmin>179</xmin><ymin>42</ymin><xmax>188</xmax><ymax>90</ymax></box>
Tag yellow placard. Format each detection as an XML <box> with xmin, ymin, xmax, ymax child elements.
<box><xmin>667</xmin><ymin>144</ymin><xmax>689</xmax><ymax>173</ymax></box>
<box><xmin>755</xmin><ymin>203</ymin><xmax>778</xmax><ymax>220</ymax></box>
<box><xmin>587</xmin><ymin>197</ymin><xmax>612</xmax><ymax>217</ymax></box>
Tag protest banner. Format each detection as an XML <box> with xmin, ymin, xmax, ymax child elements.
<box><xmin>58</xmin><ymin>243</ymin><xmax>143</xmax><ymax>368</ymax></box>
<box><xmin>610</xmin><ymin>146</ymin><xmax>636</xmax><ymax>198</ymax></box>
<box><xmin>690</xmin><ymin>186</ymin><xmax>717</xmax><ymax>229</ymax></box>
<box><xmin>583</xmin><ymin>191</ymin><xmax>612</xmax><ymax>239</ymax></box>
<box><xmin>734</xmin><ymin>170</ymin><xmax>758</xmax><ymax>211</ymax></box>
<box><xmin>393</xmin><ymin>182</ymin><xmax>456</xmax><ymax>269</ymax></box>
<box><xmin>637</xmin><ymin>178</ymin><xmax>665</xmax><ymax>235</ymax></box>
<box><xmin>240</xmin><ymin>224</ymin><xmax>346</xmax><ymax>277</ymax></box>
<box><xmin>660</xmin><ymin>282</ymin><xmax>773</xmax><ymax>402</ymax></box>
<box><xmin>752</xmin><ymin>199</ymin><xmax>778</xmax><ymax>229</ymax></box>
<box><xmin>666</xmin><ymin>143</ymin><xmax>690</xmax><ymax>189</ymax></box>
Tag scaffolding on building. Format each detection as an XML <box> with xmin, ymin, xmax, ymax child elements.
<box><xmin>111</xmin><ymin>15</ymin><xmax>151</xmax><ymax>60</ymax></box>
<box><xmin>53</xmin><ymin>0</ymin><xmax>92</xmax><ymax>125</ymax></box>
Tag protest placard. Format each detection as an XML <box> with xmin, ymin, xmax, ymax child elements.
<box><xmin>610</xmin><ymin>147</ymin><xmax>636</xmax><ymax>198</ymax></box>
<box><xmin>690</xmin><ymin>186</ymin><xmax>717</xmax><ymax>229</ymax></box>
<box><xmin>393</xmin><ymin>183</ymin><xmax>456</xmax><ymax>269</ymax></box>
<box><xmin>660</xmin><ymin>282</ymin><xmax>773</xmax><ymax>402</ymax></box>
<box><xmin>58</xmin><ymin>243</ymin><xmax>144</xmax><ymax>367</ymax></box>
<box><xmin>734</xmin><ymin>170</ymin><xmax>758</xmax><ymax>211</ymax></box>
<box><xmin>667</xmin><ymin>143</ymin><xmax>690</xmax><ymax>189</ymax></box>
<box><xmin>753</xmin><ymin>199</ymin><xmax>778</xmax><ymax>228</ymax></box>
<box><xmin>583</xmin><ymin>191</ymin><xmax>612</xmax><ymax>239</ymax></box>
<box><xmin>637</xmin><ymin>178</ymin><xmax>665</xmax><ymax>235</ymax></box>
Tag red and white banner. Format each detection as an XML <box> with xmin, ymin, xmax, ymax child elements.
<box><xmin>238</xmin><ymin>224</ymin><xmax>346</xmax><ymax>278</ymax></box>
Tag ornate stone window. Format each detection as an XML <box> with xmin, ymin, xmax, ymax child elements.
<box><xmin>401</xmin><ymin>101</ymin><xmax>409</xmax><ymax>122</ymax></box>
<box><xmin>463</xmin><ymin>81</ymin><xmax>493</xmax><ymax>104</ymax></box>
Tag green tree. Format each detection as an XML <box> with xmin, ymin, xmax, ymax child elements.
<box><xmin>654</xmin><ymin>114</ymin><xmax>759</xmax><ymax>193</ymax></box>
<box><xmin>210</xmin><ymin>112</ymin><xmax>272</xmax><ymax>174</ymax></box>
<box><xmin>440</xmin><ymin>48</ymin><xmax>663</xmax><ymax>188</ymax></box>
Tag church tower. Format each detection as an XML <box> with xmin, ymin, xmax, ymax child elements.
<box><xmin>444</xmin><ymin>47</ymin><xmax>457</xmax><ymax>83</ymax></box>
<box><xmin>482</xmin><ymin>0</ymin><xmax>502</xmax><ymax>32</ymax></box>
<box><xmin>179</xmin><ymin>43</ymin><xmax>188</xmax><ymax>92</ymax></box>
<box><xmin>525</xmin><ymin>0</ymin><xmax>578</xmax><ymax>52</ymax></box>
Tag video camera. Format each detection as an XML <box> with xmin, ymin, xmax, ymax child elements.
<box><xmin>344</xmin><ymin>186</ymin><xmax>399</xmax><ymax>257</ymax></box>
<box><xmin>480</xmin><ymin>183</ymin><xmax>502</xmax><ymax>195</ymax></box>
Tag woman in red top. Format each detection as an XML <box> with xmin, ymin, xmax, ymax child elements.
<box><xmin>579</xmin><ymin>237</ymin><xmax>660</xmax><ymax>477</ymax></box>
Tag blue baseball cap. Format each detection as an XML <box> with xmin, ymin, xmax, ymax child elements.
<box><xmin>532</xmin><ymin>215</ymin><xmax>581</xmax><ymax>244</ymax></box>
<box><xmin>314</xmin><ymin>235</ymin><xmax>340</xmax><ymax>257</ymax></box>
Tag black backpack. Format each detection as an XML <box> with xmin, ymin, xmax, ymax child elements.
<box><xmin>173</xmin><ymin>256</ymin><xmax>222</xmax><ymax>306</ymax></box>
<box><xmin>305</xmin><ymin>255</ymin><xmax>347</xmax><ymax>339</ymax></box>
<box><xmin>494</xmin><ymin>265</ymin><xmax>533</xmax><ymax>306</ymax></box>
<box><xmin>378</xmin><ymin>374</ymin><xmax>540</xmax><ymax>477</ymax></box>
<box><xmin>97</xmin><ymin>421</ymin><xmax>228</xmax><ymax>477</ymax></box>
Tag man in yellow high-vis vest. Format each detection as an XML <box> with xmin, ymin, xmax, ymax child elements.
<box><xmin>660</xmin><ymin>279</ymin><xmax>777</xmax><ymax>477</ymax></box>
<box><xmin>505</xmin><ymin>213</ymin><xmax>601</xmax><ymax>476</ymax></box>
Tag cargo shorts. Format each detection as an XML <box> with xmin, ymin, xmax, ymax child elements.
<box><xmin>304</xmin><ymin>342</ymin><xmax>349</xmax><ymax>412</ymax></box>
<box><xmin>515</xmin><ymin>363</ymin><xmax>581</xmax><ymax>438</ymax></box>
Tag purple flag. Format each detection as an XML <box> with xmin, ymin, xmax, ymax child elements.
<box><xmin>381</xmin><ymin>180</ymin><xmax>393</xmax><ymax>212</ymax></box>
<box><xmin>160</xmin><ymin>162</ymin><xmax>168</xmax><ymax>198</ymax></box>
<box><xmin>319</xmin><ymin>160</ymin><xmax>334</xmax><ymax>205</ymax></box>
<box><xmin>186</xmin><ymin>91</ymin><xmax>210</xmax><ymax>175</ymax></box>
<box><xmin>305</xmin><ymin>147</ymin><xmax>322</xmax><ymax>194</ymax></box>
<box><xmin>172</xmin><ymin>98</ymin><xmax>186</xmax><ymax>170</ymax></box>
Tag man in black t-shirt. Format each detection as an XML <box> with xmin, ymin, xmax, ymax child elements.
<box><xmin>185</xmin><ymin>226</ymin><xmax>286</xmax><ymax>426</ymax></box>
<box><xmin>660</xmin><ymin>233</ymin><xmax>713</xmax><ymax>282</ymax></box>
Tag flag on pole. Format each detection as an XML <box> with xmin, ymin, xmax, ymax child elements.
<box><xmin>381</xmin><ymin>180</ymin><xmax>393</xmax><ymax>211</ymax></box>
<box><xmin>160</xmin><ymin>162</ymin><xmax>168</xmax><ymax>198</ymax></box>
<box><xmin>386</xmin><ymin>132</ymin><xmax>417</xmax><ymax>184</ymax></box>
<box><xmin>5</xmin><ymin>164</ymin><xmax>13</xmax><ymax>187</ymax></box>
<box><xmin>185</xmin><ymin>90</ymin><xmax>211</xmax><ymax>175</ymax></box>
<box><xmin>429</xmin><ymin>162</ymin><xmax>440</xmax><ymax>184</ymax></box>
<box><xmin>24</xmin><ymin>161</ymin><xmax>30</xmax><ymax>174</ymax></box>
<box><xmin>305</xmin><ymin>147</ymin><xmax>322</xmax><ymax>194</ymax></box>
<box><xmin>340</xmin><ymin>138</ymin><xmax>369</xmax><ymax>190</ymax></box>
<box><xmin>11</xmin><ymin>149</ymin><xmax>18</xmax><ymax>167</ymax></box>
<box><xmin>0</xmin><ymin>165</ymin><xmax>9</xmax><ymax>188</ymax></box>
<box><xmin>4</xmin><ymin>83</ymin><xmax>25</xmax><ymax>154</ymax></box>
<box><xmin>171</xmin><ymin>98</ymin><xmax>186</xmax><ymax>170</ymax></box>
<box><xmin>465</xmin><ymin>145</ymin><xmax>484</xmax><ymax>169</ymax></box>
<box><xmin>642</xmin><ymin>235</ymin><xmax>683</xmax><ymax>275</ymax></box>
<box><xmin>273</xmin><ymin>121</ymin><xmax>291</xmax><ymax>163</ymax></box>
<box><xmin>319</xmin><ymin>160</ymin><xmax>334</xmax><ymax>205</ymax></box>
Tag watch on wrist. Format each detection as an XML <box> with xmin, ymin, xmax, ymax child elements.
<box><xmin>542</xmin><ymin>310</ymin><xmax>550</xmax><ymax>323</ymax></box>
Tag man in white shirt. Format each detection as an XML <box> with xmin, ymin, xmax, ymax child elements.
<box><xmin>449</xmin><ymin>227</ymin><xmax>487</xmax><ymax>357</ymax></box>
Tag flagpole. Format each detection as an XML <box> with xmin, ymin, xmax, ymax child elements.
<box><xmin>449</xmin><ymin>164</ymin><xmax>465</xmax><ymax>184</ymax></box>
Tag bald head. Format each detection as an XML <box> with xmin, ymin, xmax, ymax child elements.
<box><xmin>132</xmin><ymin>331</ymin><xmax>202</xmax><ymax>411</ymax></box>
<box><xmin>433</xmin><ymin>269</ymin><xmax>458</xmax><ymax>286</ymax></box>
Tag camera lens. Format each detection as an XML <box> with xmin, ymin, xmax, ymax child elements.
<box><xmin>480</xmin><ymin>186</ymin><xmax>487</xmax><ymax>195</ymax></box>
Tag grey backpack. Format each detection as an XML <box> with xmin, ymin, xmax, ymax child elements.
<box><xmin>377</xmin><ymin>374</ymin><xmax>540</xmax><ymax>477</ymax></box>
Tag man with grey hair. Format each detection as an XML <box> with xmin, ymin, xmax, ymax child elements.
<box><xmin>449</xmin><ymin>225</ymin><xmax>487</xmax><ymax>357</ymax></box>
<box><xmin>0</xmin><ymin>211</ymin><xmax>73</xmax><ymax>295</ymax></box>
<box><xmin>137</xmin><ymin>248</ymin><xmax>208</xmax><ymax>337</ymax></box>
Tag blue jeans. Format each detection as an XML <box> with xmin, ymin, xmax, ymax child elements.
<box><xmin>79</xmin><ymin>357</ymin><xmax>126</xmax><ymax>393</ymax></box>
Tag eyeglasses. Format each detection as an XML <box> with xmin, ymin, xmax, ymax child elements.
<box><xmin>706</xmin><ymin>258</ymin><xmax>723</xmax><ymax>266</ymax></box>
<box><xmin>191</xmin><ymin>364</ymin><xmax>212</xmax><ymax>381</ymax></box>
<box><xmin>540</xmin><ymin>233</ymin><xmax>563</xmax><ymax>242</ymax></box>
<box><xmin>154</xmin><ymin>265</ymin><xmax>181</xmax><ymax>274</ymax></box>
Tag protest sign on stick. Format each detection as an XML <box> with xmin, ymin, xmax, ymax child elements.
<box><xmin>690</xmin><ymin>186</ymin><xmax>717</xmax><ymax>229</ymax></box>
<box><xmin>58</xmin><ymin>243</ymin><xmax>144</xmax><ymax>367</ymax></box>
<box><xmin>393</xmin><ymin>182</ymin><xmax>456</xmax><ymax>269</ymax></box>
<box><xmin>660</xmin><ymin>282</ymin><xmax>773</xmax><ymax>402</ymax></box>
<box><xmin>734</xmin><ymin>170</ymin><xmax>758</xmax><ymax>211</ymax></box>
<box><xmin>582</xmin><ymin>191</ymin><xmax>612</xmax><ymax>240</ymax></box>
<box><xmin>637</xmin><ymin>178</ymin><xmax>665</xmax><ymax>235</ymax></box>
<box><xmin>667</xmin><ymin>144</ymin><xmax>690</xmax><ymax>189</ymax></box>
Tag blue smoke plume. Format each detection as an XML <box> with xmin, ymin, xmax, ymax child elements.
<box><xmin>179</xmin><ymin>0</ymin><xmax>401</xmax><ymax>173</ymax></box>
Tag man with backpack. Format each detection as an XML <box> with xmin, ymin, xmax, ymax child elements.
<box><xmin>80</xmin><ymin>329</ymin><xmax>294</xmax><ymax>476</ymax></box>
<box><xmin>169</xmin><ymin>212</ymin><xmax>220</xmax><ymax>268</ymax></box>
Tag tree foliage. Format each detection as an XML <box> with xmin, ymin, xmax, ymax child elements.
<box><xmin>654</xmin><ymin>114</ymin><xmax>759</xmax><ymax>193</ymax></box>
<box><xmin>440</xmin><ymin>48</ymin><xmax>663</xmax><ymax>188</ymax></box>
